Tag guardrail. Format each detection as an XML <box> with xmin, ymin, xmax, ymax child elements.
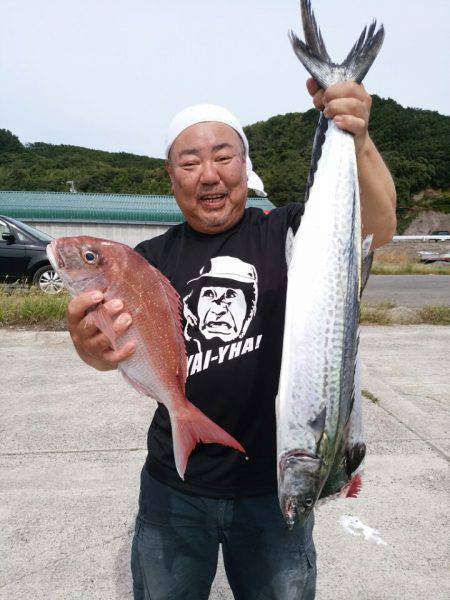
<box><xmin>392</xmin><ymin>235</ymin><xmax>450</xmax><ymax>242</ymax></box>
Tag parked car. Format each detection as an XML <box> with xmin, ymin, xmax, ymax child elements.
<box><xmin>418</xmin><ymin>250</ymin><xmax>450</xmax><ymax>264</ymax></box>
<box><xmin>429</xmin><ymin>230</ymin><xmax>450</xmax><ymax>242</ymax></box>
<box><xmin>0</xmin><ymin>215</ymin><xmax>63</xmax><ymax>293</ymax></box>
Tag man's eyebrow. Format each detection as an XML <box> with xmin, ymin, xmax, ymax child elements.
<box><xmin>178</xmin><ymin>143</ymin><xmax>235</xmax><ymax>158</ymax></box>
<box><xmin>177</xmin><ymin>148</ymin><xmax>200</xmax><ymax>158</ymax></box>
<box><xmin>212</xmin><ymin>143</ymin><xmax>234</xmax><ymax>152</ymax></box>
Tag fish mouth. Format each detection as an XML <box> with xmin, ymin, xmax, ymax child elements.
<box><xmin>282</xmin><ymin>493</ymin><xmax>315</xmax><ymax>528</ymax></box>
<box><xmin>280</xmin><ymin>449</ymin><xmax>317</xmax><ymax>470</ymax></box>
<box><xmin>279</xmin><ymin>449</ymin><xmax>321</xmax><ymax>527</ymax></box>
<box><xmin>46</xmin><ymin>243</ymin><xmax>64</xmax><ymax>270</ymax></box>
<box><xmin>46</xmin><ymin>242</ymin><xmax>97</xmax><ymax>296</ymax></box>
<box><xmin>284</xmin><ymin>496</ymin><xmax>298</xmax><ymax>529</ymax></box>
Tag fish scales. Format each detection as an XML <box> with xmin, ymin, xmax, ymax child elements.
<box><xmin>47</xmin><ymin>236</ymin><xmax>245</xmax><ymax>479</ymax></box>
<box><xmin>277</xmin><ymin>0</ymin><xmax>384</xmax><ymax>526</ymax></box>
<box><xmin>109</xmin><ymin>264</ymin><xmax>186</xmax><ymax>401</ymax></box>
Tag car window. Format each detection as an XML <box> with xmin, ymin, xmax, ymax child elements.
<box><xmin>10</xmin><ymin>225</ymin><xmax>34</xmax><ymax>244</ymax></box>
<box><xmin>0</xmin><ymin>220</ymin><xmax>11</xmax><ymax>243</ymax></box>
<box><xmin>13</xmin><ymin>221</ymin><xmax>53</xmax><ymax>243</ymax></box>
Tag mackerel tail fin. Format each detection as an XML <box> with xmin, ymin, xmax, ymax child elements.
<box><xmin>289</xmin><ymin>0</ymin><xmax>384</xmax><ymax>88</ymax></box>
<box><xmin>171</xmin><ymin>401</ymin><xmax>245</xmax><ymax>480</ymax></box>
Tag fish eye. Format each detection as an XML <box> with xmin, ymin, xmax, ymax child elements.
<box><xmin>83</xmin><ymin>250</ymin><xmax>97</xmax><ymax>264</ymax></box>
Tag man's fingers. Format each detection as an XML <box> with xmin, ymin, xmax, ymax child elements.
<box><xmin>333</xmin><ymin>115</ymin><xmax>367</xmax><ymax>138</ymax></box>
<box><xmin>113</xmin><ymin>311</ymin><xmax>133</xmax><ymax>334</ymax></box>
<box><xmin>102</xmin><ymin>342</ymin><xmax>136</xmax><ymax>366</ymax></box>
<box><xmin>323</xmin><ymin>81</ymin><xmax>368</xmax><ymax>105</ymax></box>
<box><xmin>310</xmin><ymin>81</ymin><xmax>372</xmax><ymax>120</ymax></box>
<box><xmin>306</xmin><ymin>77</ymin><xmax>320</xmax><ymax>97</ymax></box>
<box><xmin>103</xmin><ymin>298</ymin><xmax>124</xmax><ymax>316</ymax></box>
<box><xmin>72</xmin><ymin>296</ymin><xmax>126</xmax><ymax>334</ymax></box>
<box><xmin>67</xmin><ymin>290</ymin><xmax>103</xmax><ymax>327</ymax></box>
<box><xmin>67</xmin><ymin>290</ymin><xmax>135</xmax><ymax>371</ymax></box>
<box><xmin>323</xmin><ymin>98</ymin><xmax>367</xmax><ymax>121</ymax></box>
<box><xmin>79</xmin><ymin>317</ymin><xmax>99</xmax><ymax>339</ymax></box>
<box><xmin>82</xmin><ymin>311</ymin><xmax>132</xmax><ymax>355</ymax></box>
<box><xmin>84</xmin><ymin>331</ymin><xmax>113</xmax><ymax>355</ymax></box>
<box><xmin>312</xmin><ymin>89</ymin><xmax>325</xmax><ymax>111</ymax></box>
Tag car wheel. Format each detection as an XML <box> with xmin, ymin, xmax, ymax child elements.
<box><xmin>32</xmin><ymin>265</ymin><xmax>64</xmax><ymax>294</ymax></box>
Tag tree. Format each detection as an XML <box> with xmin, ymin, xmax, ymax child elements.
<box><xmin>0</xmin><ymin>129</ymin><xmax>23</xmax><ymax>153</ymax></box>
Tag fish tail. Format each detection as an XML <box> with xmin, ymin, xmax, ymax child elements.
<box><xmin>171</xmin><ymin>402</ymin><xmax>245</xmax><ymax>480</ymax></box>
<box><xmin>289</xmin><ymin>0</ymin><xmax>384</xmax><ymax>88</ymax></box>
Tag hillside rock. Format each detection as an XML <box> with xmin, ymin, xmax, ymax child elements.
<box><xmin>404</xmin><ymin>211</ymin><xmax>450</xmax><ymax>235</ymax></box>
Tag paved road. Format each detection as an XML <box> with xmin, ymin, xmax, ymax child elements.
<box><xmin>0</xmin><ymin>327</ymin><xmax>449</xmax><ymax>599</ymax></box>
<box><xmin>364</xmin><ymin>274</ymin><xmax>450</xmax><ymax>307</ymax></box>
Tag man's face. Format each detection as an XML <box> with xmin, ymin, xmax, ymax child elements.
<box><xmin>197</xmin><ymin>285</ymin><xmax>247</xmax><ymax>341</ymax></box>
<box><xmin>166</xmin><ymin>122</ymin><xmax>248</xmax><ymax>234</ymax></box>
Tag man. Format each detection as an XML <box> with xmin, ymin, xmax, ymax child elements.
<box><xmin>67</xmin><ymin>79</ymin><xmax>396</xmax><ymax>599</ymax></box>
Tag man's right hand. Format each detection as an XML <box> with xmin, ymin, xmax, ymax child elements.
<box><xmin>67</xmin><ymin>290</ymin><xmax>136</xmax><ymax>371</ymax></box>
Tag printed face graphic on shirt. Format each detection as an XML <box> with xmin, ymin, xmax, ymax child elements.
<box><xmin>183</xmin><ymin>256</ymin><xmax>258</xmax><ymax>351</ymax></box>
<box><xmin>197</xmin><ymin>285</ymin><xmax>247</xmax><ymax>340</ymax></box>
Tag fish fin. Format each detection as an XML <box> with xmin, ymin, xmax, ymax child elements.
<box><xmin>361</xmin><ymin>251</ymin><xmax>374</xmax><ymax>296</ymax></box>
<box><xmin>308</xmin><ymin>406</ymin><xmax>326</xmax><ymax>444</ymax></box>
<box><xmin>285</xmin><ymin>226</ymin><xmax>295</xmax><ymax>267</ymax></box>
<box><xmin>362</xmin><ymin>234</ymin><xmax>374</xmax><ymax>259</ymax></box>
<box><xmin>171</xmin><ymin>402</ymin><xmax>245</xmax><ymax>479</ymax></box>
<box><xmin>156</xmin><ymin>271</ymin><xmax>187</xmax><ymax>389</ymax></box>
<box><xmin>120</xmin><ymin>367</ymin><xmax>149</xmax><ymax>396</ymax></box>
<box><xmin>85</xmin><ymin>304</ymin><xmax>118</xmax><ymax>350</ymax></box>
<box><xmin>360</xmin><ymin>235</ymin><xmax>374</xmax><ymax>296</ymax></box>
<box><xmin>341</xmin><ymin>473</ymin><xmax>363</xmax><ymax>499</ymax></box>
<box><xmin>289</xmin><ymin>0</ymin><xmax>384</xmax><ymax>88</ymax></box>
<box><xmin>346</xmin><ymin>442</ymin><xmax>366</xmax><ymax>479</ymax></box>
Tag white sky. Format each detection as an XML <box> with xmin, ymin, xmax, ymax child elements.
<box><xmin>1</xmin><ymin>0</ymin><xmax>449</xmax><ymax>158</ymax></box>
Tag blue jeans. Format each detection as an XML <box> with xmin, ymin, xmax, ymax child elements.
<box><xmin>131</xmin><ymin>467</ymin><xmax>316</xmax><ymax>600</ymax></box>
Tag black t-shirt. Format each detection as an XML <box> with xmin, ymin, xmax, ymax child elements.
<box><xmin>134</xmin><ymin>203</ymin><xmax>303</xmax><ymax>498</ymax></box>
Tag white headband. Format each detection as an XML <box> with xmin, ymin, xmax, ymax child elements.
<box><xmin>165</xmin><ymin>103</ymin><xmax>266</xmax><ymax>197</ymax></box>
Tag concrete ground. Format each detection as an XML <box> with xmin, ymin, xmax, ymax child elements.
<box><xmin>0</xmin><ymin>326</ymin><xmax>449</xmax><ymax>599</ymax></box>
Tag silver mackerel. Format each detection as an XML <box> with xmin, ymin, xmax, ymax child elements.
<box><xmin>276</xmin><ymin>0</ymin><xmax>384</xmax><ymax>527</ymax></box>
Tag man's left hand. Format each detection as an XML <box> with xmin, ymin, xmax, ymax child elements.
<box><xmin>306</xmin><ymin>78</ymin><xmax>372</xmax><ymax>156</ymax></box>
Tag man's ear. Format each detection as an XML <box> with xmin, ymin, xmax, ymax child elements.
<box><xmin>165</xmin><ymin>160</ymin><xmax>175</xmax><ymax>193</ymax></box>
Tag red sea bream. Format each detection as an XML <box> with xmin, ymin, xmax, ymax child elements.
<box><xmin>47</xmin><ymin>236</ymin><xmax>245</xmax><ymax>479</ymax></box>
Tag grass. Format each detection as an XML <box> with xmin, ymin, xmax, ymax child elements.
<box><xmin>0</xmin><ymin>286</ymin><xmax>449</xmax><ymax>329</ymax></box>
<box><xmin>360</xmin><ymin>301</ymin><xmax>450</xmax><ymax>325</ymax></box>
<box><xmin>417</xmin><ymin>305</ymin><xmax>450</xmax><ymax>325</ymax></box>
<box><xmin>362</xmin><ymin>389</ymin><xmax>379</xmax><ymax>404</ymax></box>
<box><xmin>372</xmin><ymin>249</ymin><xmax>450</xmax><ymax>275</ymax></box>
<box><xmin>0</xmin><ymin>285</ymin><xmax>69</xmax><ymax>329</ymax></box>
<box><xmin>360</xmin><ymin>301</ymin><xmax>395</xmax><ymax>324</ymax></box>
<box><xmin>372</xmin><ymin>262</ymin><xmax>450</xmax><ymax>275</ymax></box>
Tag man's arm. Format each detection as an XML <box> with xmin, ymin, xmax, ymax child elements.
<box><xmin>307</xmin><ymin>78</ymin><xmax>397</xmax><ymax>249</ymax></box>
<box><xmin>355</xmin><ymin>135</ymin><xmax>397</xmax><ymax>247</ymax></box>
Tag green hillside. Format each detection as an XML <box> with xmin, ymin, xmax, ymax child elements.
<box><xmin>245</xmin><ymin>97</ymin><xmax>449</xmax><ymax>230</ymax></box>
<box><xmin>0</xmin><ymin>131</ymin><xmax>168</xmax><ymax>195</ymax></box>
<box><xmin>1</xmin><ymin>96</ymin><xmax>448</xmax><ymax>231</ymax></box>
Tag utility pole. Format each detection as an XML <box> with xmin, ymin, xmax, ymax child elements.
<box><xmin>66</xmin><ymin>180</ymin><xmax>77</xmax><ymax>193</ymax></box>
